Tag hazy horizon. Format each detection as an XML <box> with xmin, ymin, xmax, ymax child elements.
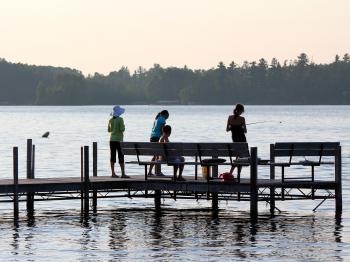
<box><xmin>1</xmin><ymin>0</ymin><xmax>349</xmax><ymax>75</ymax></box>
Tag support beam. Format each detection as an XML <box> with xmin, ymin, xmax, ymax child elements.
<box><xmin>250</xmin><ymin>147</ymin><xmax>258</xmax><ymax>218</ymax></box>
<box><xmin>154</xmin><ymin>190</ymin><xmax>161</xmax><ymax>211</ymax></box>
<box><xmin>32</xmin><ymin>145</ymin><xmax>35</xmax><ymax>178</ymax></box>
<box><xmin>26</xmin><ymin>139</ymin><xmax>34</xmax><ymax>214</ymax></box>
<box><xmin>92</xmin><ymin>142</ymin><xmax>97</xmax><ymax>212</ymax></box>
<box><xmin>80</xmin><ymin>146</ymin><xmax>84</xmax><ymax>213</ymax></box>
<box><xmin>13</xmin><ymin>147</ymin><xmax>19</xmax><ymax>220</ymax></box>
<box><xmin>84</xmin><ymin>146</ymin><xmax>90</xmax><ymax>216</ymax></box>
<box><xmin>335</xmin><ymin>146</ymin><xmax>342</xmax><ymax>215</ymax></box>
<box><xmin>269</xmin><ymin>144</ymin><xmax>275</xmax><ymax>215</ymax></box>
<box><xmin>211</xmin><ymin>156</ymin><xmax>219</xmax><ymax>212</ymax></box>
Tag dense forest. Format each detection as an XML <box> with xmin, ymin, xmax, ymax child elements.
<box><xmin>0</xmin><ymin>53</ymin><xmax>349</xmax><ymax>105</ymax></box>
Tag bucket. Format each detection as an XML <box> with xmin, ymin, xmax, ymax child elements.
<box><xmin>219</xmin><ymin>172</ymin><xmax>235</xmax><ymax>182</ymax></box>
<box><xmin>201</xmin><ymin>166</ymin><xmax>211</xmax><ymax>179</ymax></box>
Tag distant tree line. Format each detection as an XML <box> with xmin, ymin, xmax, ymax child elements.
<box><xmin>0</xmin><ymin>53</ymin><xmax>349</xmax><ymax>105</ymax></box>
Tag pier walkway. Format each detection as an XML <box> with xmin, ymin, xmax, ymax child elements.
<box><xmin>2</xmin><ymin>139</ymin><xmax>342</xmax><ymax>220</ymax></box>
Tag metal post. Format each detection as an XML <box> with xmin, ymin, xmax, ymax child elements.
<box><xmin>335</xmin><ymin>146</ymin><xmax>342</xmax><ymax>215</ymax></box>
<box><xmin>80</xmin><ymin>147</ymin><xmax>84</xmax><ymax>213</ymax></box>
<box><xmin>311</xmin><ymin>165</ymin><xmax>315</xmax><ymax>199</ymax></box>
<box><xmin>27</xmin><ymin>139</ymin><xmax>32</xmax><ymax>179</ymax></box>
<box><xmin>250</xmin><ymin>147</ymin><xmax>258</xmax><ymax>218</ymax></box>
<box><xmin>84</xmin><ymin>146</ymin><xmax>90</xmax><ymax>215</ymax></box>
<box><xmin>13</xmin><ymin>147</ymin><xmax>19</xmax><ymax>220</ymax></box>
<box><xmin>92</xmin><ymin>142</ymin><xmax>97</xmax><ymax>212</ymax></box>
<box><xmin>195</xmin><ymin>156</ymin><xmax>198</xmax><ymax>180</ymax></box>
<box><xmin>281</xmin><ymin>166</ymin><xmax>285</xmax><ymax>201</ymax></box>
<box><xmin>26</xmin><ymin>139</ymin><xmax>34</xmax><ymax>213</ymax></box>
<box><xmin>269</xmin><ymin>144</ymin><xmax>275</xmax><ymax>214</ymax></box>
<box><xmin>154</xmin><ymin>190</ymin><xmax>161</xmax><ymax>211</ymax></box>
<box><xmin>212</xmin><ymin>156</ymin><xmax>219</xmax><ymax>211</ymax></box>
<box><xmin>32</xmin><ymin>145</ymin><xmax>35</xmax><ymax>178</ymax></box>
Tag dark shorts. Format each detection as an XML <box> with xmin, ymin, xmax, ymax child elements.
<box><xmin>232</xmin><ymin>133</ymin><xmax>247</xmax><ymax>143</ymax></box>
<box><xmin>110</xmin><ymin>141</ymin><xmax>124</xmax><ymax>163</ymax></box>
<box><xmin>150</xmin><ymin>137</ymin><xmax>160</xmax><ymax>142</ymax></box>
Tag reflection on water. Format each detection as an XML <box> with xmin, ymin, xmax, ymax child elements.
<box><xmin>0</xmin><ymin>209</ymin><xmax>345</xmax><ymax>261</ymax></box>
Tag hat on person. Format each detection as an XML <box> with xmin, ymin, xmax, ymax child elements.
<box><xmin>110</xmin><ymin>105</ymin><xmax>125</xmax><ymax>117</ymax></box>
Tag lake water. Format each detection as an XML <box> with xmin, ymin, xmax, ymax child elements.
<box><xmin>0</xmin><ymin>105</ymin><xmax>349</xmax><ymax>261</ymax></box>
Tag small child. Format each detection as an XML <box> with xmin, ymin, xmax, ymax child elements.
<box><xmin>159</xmin><ymin>125</ymin><xmax>185</xmax><ymax>181</ymax></box>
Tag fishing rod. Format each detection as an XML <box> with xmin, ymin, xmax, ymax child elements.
<box><xmin>246</xmin><ymin>121</ymin><xmax>282</xmax><ymax>126</ymax></box>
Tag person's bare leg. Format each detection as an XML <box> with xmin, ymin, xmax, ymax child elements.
<box><xmin>148</xmin><ymin>156</ymin><xmax>156</xmax><ymax>175</ymax></box>
<box><xmin>120</xmin><ymin>163</ymin><xmax>129</xmax><ymax>178</ymax></box>
<box><xmin>230</xmin><ymin>156</ymin><xmax>239</xmax><ymax>174</ymax></box>
<box><xmin>177</xmin><ymin>165</ymin><xmax>185</xmax><ymax>181</ymax></box>
<box><xmin>111</xmin><ymin>162</ymin><xmax>118</xmax><ymax>177</ymax></box>
<box><xmin>174</xmin><ymin>166</ymin><xmax>178</xmax><ymax>180</ymax></box>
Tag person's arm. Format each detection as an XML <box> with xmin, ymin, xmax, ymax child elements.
<box><xmin>226</xmin><ymin>116</ymin><xmax>231</xmax><ymax>132</ymax></box>
<box><xmin>120</xmin><ymin>118</ymin><xmax>125</xmax><ymax>132</ymax></box>
<box><xmin>242</xmin><ymin>117</ymin><xmax>247</xmax><ymax>133</ymax></box>
<box><xmin>159</xmin><ymin>117</ymin><xmax>166</xmax><ymax>133</ymax></box>
<box><xmin>108</xmin><ymin>119</ymin><xmax>112</xmax><ymax>133</ymax></box>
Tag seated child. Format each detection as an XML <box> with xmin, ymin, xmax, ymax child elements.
<box><xmin>159</xmin><ymin>125</ymin><xmax>185</xmax><ymax>181</ymax></box>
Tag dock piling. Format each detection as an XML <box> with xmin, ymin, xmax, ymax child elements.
<box><xmin>13</xmin><ymin>147</ymin><xmax>19</xmax><ymax>220</ymax></box>
<box><xmin>26</xmin><ymin>139</ymin><xmax>34</xmax><ymax>214</ymax></box>
<box><xmin>250</xmin><ymin>147</ymin><xmax>258</xmax><ymax>218</ymax></box>
<box><xmin>80</xmin><ymin>147</ymin><xmax>84</xmax><ymax>213</ymax></box>
<box><xmin>335</xmin><ymin>146</ymin><xmax>342</xmax><ymax>215</ymax></box>
<box><xmin>154</xmin><ymin>190</ymin><xmax>161</xmax><ymax>211</ymax></box>
<box><xmin>211</xmin><ymin>156</ymin><xmax>219</xmax><ymax>211</ymax></box>
<box><xmin>269</xmin><ymin>144</ymin><xmax>275</xmax><ymax>215</ymax></box>
<box><xmin>32</xmin><ymin>145</ymin><xmax>35</xmax><ymax>178</ymax></box>
<box><xmin>83</xmin><ymin>146</ymin><xmax>90</xmax><ymax>216</ymax></box>
<box><xmin>92</xmin><ymin>142</ymin><xmax>97</xmax><ymax>212</ymax></box>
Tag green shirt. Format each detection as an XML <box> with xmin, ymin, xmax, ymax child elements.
<box><xmin>108</xmin><ymin>117</ymin><xmax>125</xmax><ymax>141</ymax></box>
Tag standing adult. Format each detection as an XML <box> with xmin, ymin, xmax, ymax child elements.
<box><xmin>148</xmin><ymin>110</ymin><xmax>169</xmax><ymax>176</ymax></box>
<box><xmin>108</xmin><ymin>105</ymin><xmax>128</xmax><ymax>178</ymax></box>
<box><xmin>226</xmin><ymin>104</ymin><xmax>247</xmax><ymax>174</ymax></box>
<box><xmin>226</xmin><ymin>104</ymin><xmax>247</xmax><ymax>142</ymax></box>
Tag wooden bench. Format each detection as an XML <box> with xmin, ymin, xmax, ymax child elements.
<box><xmin>120</xmin><ymin>142</ymin><xmax>251</xmax><ymax>182</ymax></box>
<box><xmin>270</xmin><ymin>142</ymin><xmax>341</xmax><ymax>200</ymax></box>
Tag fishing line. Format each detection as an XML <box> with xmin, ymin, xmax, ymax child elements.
<box><xmin>246</xmin><ymin>121</ymin><xmax>282</xmax><ymax>126</ymax></box>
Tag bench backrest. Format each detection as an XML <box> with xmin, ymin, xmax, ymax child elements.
<box><xmin>120</xmin><ymin>142</ymin><xmax>250</xmax><ymax>158</ymax></box>
<box><xmin>272</xmin><ymin>142</ymin><xmax>340</xmax><ymax>164</ymax></box>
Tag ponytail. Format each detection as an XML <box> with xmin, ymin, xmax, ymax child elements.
<box><xmin>155</xmin><ymin>112</ymin><xmax>161</xmax><ymax>119</ymax></box>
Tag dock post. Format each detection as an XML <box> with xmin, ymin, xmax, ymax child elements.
<box><xmin>13</xmin><ymin>147</ymin><xmax>19</xmax><ymax>220</ymax></box>
<box><xmin>32</xmin><ymin>145</ymin><xmax>35</xmax><ymax>178</ymax></box>
<box><xmin>212</xmin><ymin>157</ymin><xmax>219</xmax><ymax>211</ymax></box>
<box><xmin>250</xmin><ymin>147</ymin><xmax>258</xmax><ymax>219</ymax></box>
<box><xmin>83</xmin><ymin>146</ymin><xmax>90</xmax><ymax>216</ymax></box>
<box><xmin>80</xmin><ymin>147</ymin><xmax>84</xmax><ymax>213</ymax></box>
<box><xmin>269</xmin><ymin>144</ymin><xmax>275</xmax><ymax>215</ymax></box>
<box><xmin>26</xmin><ymin>139</ymin><xmax>34</xmax><ymax>214</ymax></box>
<box><xmin>335</xmin><ymin>145</ymin><xmax>342</xmax><ymax>215</ymax></box>
<box><xmin>92</xmin><ymin>142</ymin><xmax>97</xmax><ymax>212</ymax></box>
<box><xmin>154</xmin><ymin>190</ymin><xmax>161</xmax><ymax>211</ymax></box>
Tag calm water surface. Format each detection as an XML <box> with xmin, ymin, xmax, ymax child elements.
<box><xmin>0</xmin><ymin>105</ymin><xmax>349</xmax><ymax>261</ymax></box>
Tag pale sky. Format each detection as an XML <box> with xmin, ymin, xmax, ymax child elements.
<box><xmin>1</xmin><ymin>0</ymin><xmax>349</xmax><ymax>75</ymax></box>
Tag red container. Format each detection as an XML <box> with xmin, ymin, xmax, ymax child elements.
<box><xmin>219</xmin><ymin>172</ymin><xmax>235</xmax><ymax>182</ymax></box>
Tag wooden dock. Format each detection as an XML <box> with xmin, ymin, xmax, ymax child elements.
<box><xmin>3</xmin><ymin>139</ymin><xmax>342</xmax><ymax>220</ymax></box>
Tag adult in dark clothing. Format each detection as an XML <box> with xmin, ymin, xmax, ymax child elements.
<box><xmin>226</xmin><ymin>104</ymin><xmax>247</xmax><ymax>142</ymax></box>
<box><xmin>226</xmin><ymin>104</ymin><xmax>247</xmax><ymax>174</ymax></box>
